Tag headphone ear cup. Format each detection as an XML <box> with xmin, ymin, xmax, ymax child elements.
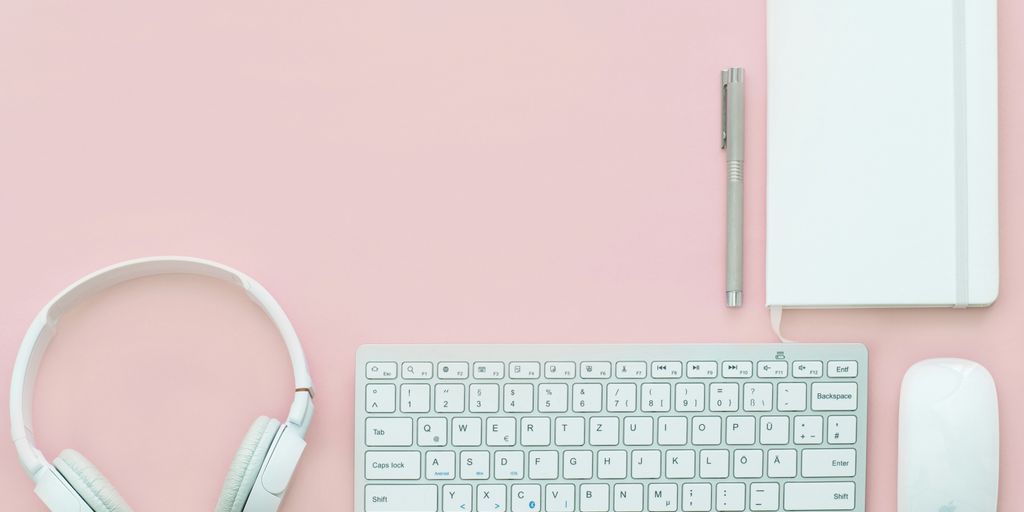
<box><xmin>53</xmin><ymin>449</ymin><xmax>132</xmax><ymax>512</ymax></box>
<box><xmin>216</xmin><ymin>416</ymin><xmax>281</xmax><ymax>512</ymax></box>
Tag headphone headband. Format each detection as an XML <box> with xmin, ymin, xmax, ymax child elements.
<box><xmin>10</xmin><ymin>257</ymin><xmax>314</xmax><ymax>479</ymax></box>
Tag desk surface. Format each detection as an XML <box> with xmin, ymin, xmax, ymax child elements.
<box><xmin>1</xmin><ymin>2</ymin><xmax>1021</xmax><ymax>509</ymax></box>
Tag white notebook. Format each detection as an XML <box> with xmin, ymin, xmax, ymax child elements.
<box><xmin>766</xmin><ymin>0</ymin><xmax>999</xmax><ymax>308</ymax></box>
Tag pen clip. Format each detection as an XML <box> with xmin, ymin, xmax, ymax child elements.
<box><xmin>720</xmin><ymin>70</ymin><xmax>729</xmax><ymax>149</ymax></box>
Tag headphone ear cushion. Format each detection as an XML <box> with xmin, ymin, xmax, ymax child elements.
<box><xmin>53</xmin><ymin>449</ymin><xmax>132</xmax><ymax>512</ymax></box>
<box><xmin>216</xmin><ymin>416</ymin><xmax>281</xmax><ymax>512</ymax></box>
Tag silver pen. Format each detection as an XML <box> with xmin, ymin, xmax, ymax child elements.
<box><xmin>721</xmin><ymin>67</ymin><xmax>745</xmax><ymax>307</ymax></box>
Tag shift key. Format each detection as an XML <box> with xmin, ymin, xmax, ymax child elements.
<box><xmin>783</xmin><ymin>482</ymin><xmax>855</xmax><ymax>510</ymax></box>
<box><xmin>365</xmin><ymin>484</ymin><xmax>437</xmax><ymax>511</ymax></box>
<box><xmin>365</xmin><ymin>451</ymin><xmax>421</xmax><ymax>480</ymax></box>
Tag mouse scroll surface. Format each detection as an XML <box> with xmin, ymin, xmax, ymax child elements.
<box><xmin>898</xmin><ymin>359</ymin><xmax>999</xmax><ymax>512</ymax></box>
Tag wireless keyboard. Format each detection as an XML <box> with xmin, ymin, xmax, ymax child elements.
<box><xmin>355</xmin><ymin>343</ymin><xmax>867</xmax><ymax>512</ymax></box>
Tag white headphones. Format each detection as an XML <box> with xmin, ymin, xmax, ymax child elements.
<box><xmin>9</xmin><ymin>257</ymin><xmax>315</xmax><ymax>512</ymax></box>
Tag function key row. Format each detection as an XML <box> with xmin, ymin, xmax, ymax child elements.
<box><xmin>368</xmin><ymin>360</ymin><xmax>858</xmax><ymax>380</ymax></box>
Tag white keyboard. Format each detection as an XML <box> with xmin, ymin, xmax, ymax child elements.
<box><xmin>356</xmin><ymin>343</ymin><xmax>867</xmax><ymax>512</ymax></box>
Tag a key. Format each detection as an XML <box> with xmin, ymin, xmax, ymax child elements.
<box><xmin>418</xmin><ymin>417</ymin><xmax>447</xmax><ymax>447</ymax></box>
<box><xmin>402</xmin><ymin>362</ymin><xmax>433</xmax><ymax>380</ymax></box>
<box><xmin>555</xmin><ymin>417</ymin><xmax>585</xmax><ymax>446</ymax></box>
<box><xmin>510</xmin><ymin>484</ymin><xmax>541</xmax><ymax>512</ymax></box>
<box><xmin>366</xmin><ymin>418</ymin><xmax>413</xmax><ymax>447</ymax></box>
<box><xmin>607</xmin><ymin>383</ymin><xmax>637</xmax><ymax>412</ymax></box>
<box><xmin>579</xmin><ymin>484</ymin><xmax>609</xmax><ymax>512</ymax></box>
<box><xmin>365</xmin><ymin>485</ymin><xmax>438</xmax><ymax>512</ymax></box>
<box><xmin>767</xmin><ymin>449</ymin><xmax>797</xmax><ymax>478</ymax></box>
<box><xmin>724</xmin><ymin>416</ymin><xmax>755</xmax><ymax>445</ymax></box>
<box><xmin>504</xmin><ymin>383</ymin><xmax>534</xmax><ymax>413</ymax></box>
<box><xmin>827</xmin><ymin>360</ymin><xmax>858</xmax><ymax>378</ymax></box>
<box><xmin>733</xmin><ymin>449</ymin><xmax>763</xmax><ymax>478</ymax></box>
<box><xmin>828</xmin><ymin>415</ymin><xmax>858</xmax><ymax>444</ymax></box>
<box><xmin>469</xmin><ymin>383</ymin><xmax>500</xmax><ymax>413</ymax></box>
<box><xmin>401</xmin><ymin>384</ymin><xmax>431</xmax><ymax>413</ymax></box>
<box><xmin>641</xmin><ymin>383</ymin><xmax>671</xmax><ymax>412</ymax></box>
<box><xmin>698</xmin><ymin>449</ymin><xmax>729</xmax><ymax>478</ymax></box>
<box><xmin>675</xmin><ymin>383</ymin><xmax>706</xmax><ymax>412</ymax></box>
<box><xmin>528</xmin><ymin>451</ymin><xmax>558</xmax><ymax>480</ymax></box>
<box><xmin>613</xmin><ymin>483</ymin><xmax>644</xmax><ymax>511</ymax></box>
<box><xmin>434</xmin><ymin>384</ymin><xmax>466</xmax><ymax>413</ymax></box>
<box><xmin>691</xmin><ymin>416</ymin><xmax>722</xmax><ymax>445</ymax></box>
<box><xmin>545</xmin><ymin>484</ymin><xmax>575</xmax><ymax>511</ymax></box>
<box><xmin>494</xmin><ymin>451</ymin><xmax>525</xmax><ymax>480</ymax></box>
<box><xmin>648</xmin><ymin>483</ymin><xmax>678</xmax><ymax>511</ymax></box>
<box><xmin>589</xmin><ymin>416</ymin><xmax>619</xmax><ymax>446</ymax></box>
<box><xmin>795</xmin><ymin>415</ymin><xmax>824</xmax><ymax>444</ymax></box>
<box><xmin>451</xmin><ymin>417</ymin><xmax>481</xmax><ymax>446</ymax></box>
<box><xmin>459</xmin><ymin>451</ymin><xmax>490</xmax><ymax>480</ymax></box>
<box><xmin>580</xmin><ymin>362</ymin><xmax>612</xmax><ymax>379</ymax></box>
<box><xmin>623</xmin><ymin>417</ymin><xmax>653</xmax><ymax>446</ymax></box>
<box><xmin>743</xmin><ymin>382</ymin><xmax>773</xmax><ymax>412</ymax></box>
<box><xmin>487</xmin><ymin>417</ymin><xmax>517</xmax><ymax>446</ymax></box>
<box><xmin>665</xmin><ymin>450</ymin><xmax>696</xmax><ymax>478</ymax></box>
<box><xmin>631</xmin><ymin>450</ymin><xmax>661</xmax><ymax>479</ymax></box>
<box><xmin>572</xmin><ymin>383</ymin><xmax>602</xmax><ymax>412</ymax></box>
<box><xmin>812</xmin><ymin>382</ymin><xmax>858</xmax><ymax>411</ymax></box>
<box><xmin>509</xmin><ymin>361</ymin><xmax>541</xmax><ymax>379</ymax></box>
<box><xmin>778</xmin><ymin>382</ymin><xmax>807</xmax><ymax>411</ymax></box>
<box><xmin>563</xmin><ymin>451</ymin><xmax>593</xmax><ymax>479</ymax></box>
<box><xmin>520</xmin><ymin>417</ymin><xmax>550</xmax><ymax>446</ymax></box>
<box><xmin>749</xmin><ymin>482</ymin><xmax>780</xmax><ymax>511</ymax></box>
<box><xmin>473</xmin><ymin>361</ymin><xmax>505</xmax><ymax>379</ymax></box>
<box><xmin>437</xmin><ymin>362</ymin><xmax>469</xmax><ymax>379</ymax></box>
<box><xmin>545</xmin><ymin>361</ymin><xmax>576</xmax><ymax>379</ymax></box>
<box><xmin>709</xmin><ymin>383</ymin><xmax>739</xmax><ymax>412</ymax></box>
<box><xmin>366</xmin><ymin>362</ymin><xmax>398</xmax><ymax>379</ymax></box>
<box><xmin>783</xmin><ymin>482</ymin><xmax>856</xmax><ymax>510</ymax></box>
<box><xmin>366</xmin><ymin>384</ymin><xmax>396</xmax><ymax>413</ymax></box>
<box><xmin>759</xmin><ymin>416</ymin><xmax>790</xmax><ymax>445</ymax></box>
<box><xmin>442</xmin><ymin>485</ymin><xmax>472</xmax><ymax>512</ymax></box>
<box><xmin>715</xmin><ymin>482</ymin><xmax>745</xmax><ymax>511</ymax></box>
<box><xmin>538</xmin><ymin>383</ymin><xmax>569</xmax><ymax>413</ymax></box>
<box><xmin>596</xmin><ymin>450</ymin><xmax>626</xmax><ymax>479</ymax></box>
<box><xmin>657</xmin><ymin>416</ymin><xmax>687</xmax><ymax>445</ymax></box>
<box><xmin>477</xmin><ymin>484</ymin><xmax>507</xmax><ymax>511</ymax></box>
<box><xmin>681</xmin><ymin>483</ymin><xmax>712</xmax><ymax>512</ymax></box>
<box><xmin>425</xmin><ymin>451</ymin><xmax>456</xmax><ymax>480</ymax></box>
<box><xmin>801</xmin><ymin>448</ymin><xmax>857</xmax><ymax>477</ymax></box>
<box><xmin>616</xmin><ymin>361</ymin><xmax>647</xmax><ymax>379</ymax></box>
<box><xmin>365</xmin><ymin>451</ymin><xmax>421</xmax><ymax>480</ymax></box>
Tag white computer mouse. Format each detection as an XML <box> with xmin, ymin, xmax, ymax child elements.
<box><xmin>898</xmin><ymin>358</ymin><xmax>999</xmax><ymax>512</ymax></box>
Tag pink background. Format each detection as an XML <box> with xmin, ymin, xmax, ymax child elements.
<box><xmin>1</xmin><ymin>1</ymin><xmax>1021</xmax><ymax>510</ymax></box>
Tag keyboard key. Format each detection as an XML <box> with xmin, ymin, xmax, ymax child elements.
<box><xmin>459</xmin><ymin>451</ymin><xmax>489</xmax><ymax>479</ymax></box>
<box><xmin>579</xmin><ymin>484</ymin><xmax>608</xmax><ymax>511</ymax></box>
<box><xmin>503</xmin><ymin>383</ymin><xmax>534</xmax><ymax>413</ymax></box>
<box><xmin>477</xmin><ymin>484</ymin><xmax>506</xmax><ymax>511</ymax></box>
<box><xmin>425</xmin><ymin>451</ymin><xmax>456</xmax><ymax>480</ymax></box>
<box><xmin>366</xmin><ymin>384</ymin><xmax>396</xmax><ymax>413</ymax></box>
<box><xmin>365</xmin><ymin>485</ymin><xmax>437</xmax><ymax>511</ymax></box>
<box><xmin>545</xmin><ymin>484</ymin><xmax>575</xmax><ymax>511</ymax></box>
<box><xmin>563</xmin><ymin>451</ymin><xmax>593</xmax><ymax>479</ymax></box>
<box><xmin>365</xmin><ymin>451</ymin><xmax>421</xmax><ymax>480</ymax></box>
<box><xmin>435</xmin><ymin>384</ymin><xmax>465</xmax><ymax>413</ymax></box>
<box><xmin>675</xmin><ymin>383</ymin><xmax>706</xmax><ymax>412</ymax></box>
<box><xmin>616</xmin><ymin>361</ymin><xmax>647</xmax><ymax>379</ymax></box>
<box><xmin>555</xmin><ymin>417</ymin><xmax>585</xmax><ymax>446</ymax></box>
<box><xmin>545</xmin><ymin>361</ymin><xmax>576</xmax><ymax>379</ymax></box>
<box><xmin>469</xmin><ymin>384</ymin><xmax>500</xmax><ymax>413</ymax></box>
<box><xmin>742</xmin><ymin>382</ymin><xmax>773</xmax><ymax>411</ymax></box>
<box><xmin>442</xmin><ymin>485</ymin><xmax>471</xmax><ymax>512</ymax></box>
<box><xmin>687</xmin><ymin>361</ymin><xmax>718</xmax><ymax>378</ymax></box>
<box><xmin>528</xmin><ymin>451</ymin><xmax>558</xmax><ymax>479</ymax></box>
<box><xmin>623</xmin><ymin>417</ymin><xmax>654</xmax><ymax>446</ymax></box>
<box><xmin>757</xmin><ymin>361</ymin><xmax>788</xmax><ymax>378</ymax></box>
<box><xmin>812</xmin><ymin>382</ymin><xmax>858</xmax><ymax>411</ymax></box>
<box><xmin>366</xmin><ymin>362</ymin><xmax>398</xmax><ymax>379</ymax></box>
<box><xmin>724</xmin><ymin>416</ymin><xmax>755</xmax><ymax>445</ymax></box>
<box><xmin>681</xmin><ymin>483</ymin><xmax>712</xmax><ymax>511</ymax></box>
<box><xmin>520</xmin><ymin>417</ymin><xmax>550</xmax><ymax>446</ymax></box>
<box><xmin>473</xmin><ymin>361</ymin><xmax>505</xmax><ymax>379</ymax></box>
<box><xmin>641</xmin><ymin>383</ymin><xmax>671</xmax><ymax>412</ymax></box>
<box><xmin>487</xmin><ymin>418</ymin><xmax>516</xmax><ymax>446</ymax></box>
<box><xmin>613</xmin><ymin>483</ymin><xmax>644</xmax><ymax>511</ymax></box>
<box><xmin>597</xmin><ymin>450</ymin><xmax>627</xmax><ymax>479</ymax></box>
<box><xmin>733</xmin><ymin>449</ymin><xmax>763</xmax><ymax>478</ymax></box>
<box><xmin>400</xmin><ymin>384</ymin><xmax>431</xmax><ymax>413</ymax></box>
<box><xmin>580</xmin><ymin>361</ymin><xmax>612</xmax><ymax>379</ymax></box>
<box><xmin>630</xmin><ymin>450</ymin><xmax>660</xmax><ymax>479</ymax></box>
<box><xmin>451</xmin><ymin>417</ymin><xmax>481</xmax><ymax>446</ymax></box>
<box><xmin>665</xmin><ymin>450</ymin><xmax>696</xmax><ymax>478</ymax></box>
<box><xmin>722</xmin><ymin>361</ymin><xmax>753</xmax><ymax>378</ymax></box>
<box><xmin>438</xmin><ymin>362</ymin><xmax>469</xmax><ymax>379</ymax></box>
<box><xmin>715</xmin><ymin>482</ymin><xmax>745</xmax><ymax>511</ymax></box>
<box><xmin>794</xmin><ymin>416</ymin><xmax>824</xmax><ymax>444</ymax></box>
<box><xmin>828</xmin><ymin>415</ymin><xmax>858</xmax><ymax>444</ymax></box>
<box><xmin>538</xmin><ymin>383</ymin><xmax>569</xmax><ymax>413</ymax></box>
<box><xmin>778</xmin><ymin>382</ymin><xmax>807</xmax><ymax>411</ymax></box>
<box><xmin>759</xmin><ymin>416</ymin><xmax>790</xmax><ymax>445</ymax></box>
<box><xmin>691</xmin><ymin>416</ymin><xmax>722</xmax><ymax>445</ymax></box>
<box><xmin>572</xmin><ymin>383</ymin><xmax>602</xmax><ymax>412</ymax></box>
<box><xmin>418</xmin><ymin>417</ymin><xmax>447</xmax><ymax>447</ymax></box>
<box><xmin>607</xmin><ymin>383</ymin><xmax>637</xmax><ymax>412</ymax></box>
<box><xmin>651</xmin><ymin>361</ymin><xmax>683</xmax><ymax>378</ymax></box>
<box><xmin>657</xmin><ymin>417</ymin><xmax>687</xmax><ymax>445</ymax></box>
<box><xmin>709</xmin><ymin>383</ymin><xmax>739</xmax><ymax>412</ymax></box>
<box><xmin>783</xmin><ymin>482</ymin><xmax>856</xmax><ymax>510</ymax></box>
<box><xmin>648</xmin><ymin>483</ymin><xmax>678</xmax><ymax>511</ymax></box>
<box><xmin>509</xmin><ymin>362</ymin><xmax>541</xmax><ymax>379</ymax></box>
<box><xmin>828</xmin><ymin>360</ymin><xmax>859</xmax><ymax>378</ymax></box>
<box><xmin>589</xmin><ymin>417</ymin><xmax>619</xmax><ymax>446</ymax></box>
<box><xmin>510</xmin><ymin>484</ymin><xmax>540</xmax><ymax>512</ymax></box>
<box><xmin>698</xmin><ymin>449</ymin><xmax>729</xmax><ymax>478</ymax></box>
<box><xmin>749</xmin><ymin>482</ymin><xmax>779</xmax><ymax>511</ymax></box>
<box><xmin>767</xmin><ymin>449</ymin><xmax>797</xmax><ymax>478</ymax></box>
<box><xmin>366</xmin><ymin>418</ymin><xmax>413</xmax><ymax>447</ymax></box>
<box><xmin>802</xmin><ymin>448</ymin><xmax>857</xmax><ymax>477</ymax></box>
<box><xmin>494</xmin><ymin>450</ymin><xmax>525</xmax><ymax>479</ymax></box>
<box><xmin>793</xmin><ymin>360</ymin><xmax>823</xmax><ymax>378</ymax></box>
<box><xmin>402</xmin><ymin>361</ymin><xmax>433</xmax><ymax>379</ymax></box>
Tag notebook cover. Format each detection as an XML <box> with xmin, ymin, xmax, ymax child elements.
<box><xmin>766</xmin><ymin>0</ymin><xmax>999</xmax><ymax>308</ymax></box>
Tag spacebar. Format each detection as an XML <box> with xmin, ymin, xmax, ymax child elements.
<box><xmin>784</xmin><ymin>482</ymin><xmax>855</xmax><ymax>510</ymax></box>
<box><xmin>365</xmin><ymin>485</ymin><xmax>437</xmax><ymax>512</ymax></box>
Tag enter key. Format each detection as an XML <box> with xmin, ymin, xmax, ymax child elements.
<box><xmin>801</xmin><ymin>448</ymin><xmax>856</xmax><ymax>477</ymax></box>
